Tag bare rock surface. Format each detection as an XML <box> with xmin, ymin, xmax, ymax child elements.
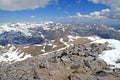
<box><xmin>0</xmin><ymin>43</ymin><xmax>120</xmax><ymax>80</ymax></box>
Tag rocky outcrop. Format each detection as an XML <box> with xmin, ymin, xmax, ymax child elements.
<box><xmin>0</xmin><ymin>43</ymin><xmax>120</xmax><ymax>80</ymax></box>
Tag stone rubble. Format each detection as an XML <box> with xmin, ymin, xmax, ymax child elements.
<box><xmin>0</xmin><ymin>43</ymin><xmax>120</xmax><ymax>80</ymax></box>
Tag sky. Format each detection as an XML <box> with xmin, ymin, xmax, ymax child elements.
<box><xmin>0</xmin><ymin>0</ymin><xmax>120</xmax><ymax>26</ymax></box>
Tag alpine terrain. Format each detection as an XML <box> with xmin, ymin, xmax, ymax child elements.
<box><xmin>0</xmin><ymin>22</ymin><xmax>120</xmax><ymax>80</ymax></box>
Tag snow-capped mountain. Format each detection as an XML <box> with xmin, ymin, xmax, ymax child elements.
<box><xmin>0</xmin><ymin>21</ymin><xmax>120</xmax><ymax>46</ymax></box>
<box><xmin>0</xmin><ymin>21</ymin><xmax>68</xmax><ymax>46</ymax></box>
<box><xmin>0</xmin><ymin>21</ymin><xmax>120</xmax><ymax>68</ymax></box>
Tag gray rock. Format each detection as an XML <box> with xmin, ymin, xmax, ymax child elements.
<box><xmin>0</xmin><ymin>42</ymin><xmax>119</xmax><ymax>80</ymax></box>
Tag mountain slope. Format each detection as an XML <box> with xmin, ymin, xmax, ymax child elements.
<box><xmin>0</xmin><ymin>35</ymin><xmax>90</xmax><ymax>63</ymax></box>
<box><xmin>0</xmin><ymin>21</ymin><xmax>120</xmax><ymax>64</ymax></box>
<box><xmin>0</xmin><ymin>21</ymin><xmax>120</xmax><ymax>79</ymax></box>
<box><xmin>0</xmin><ymin>37</ymin><xmax>120</xmax><ymax>80</ymax></box>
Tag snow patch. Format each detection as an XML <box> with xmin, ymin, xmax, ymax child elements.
<box><xmin>48</xmin><ymin>43</ymin><xmax>53</xmax><ymax>46</ymax></box>
<box><xmin>60</xmin><ymin>38</ymin><xmax>69</xmax><ymax>47</ymax></box>
<box><xmin>0</xmin><ymin>46</ymin><xmax>31</xmax><ymax>63</ymax></box>
<box><xmin>87</xmin><ymin>36</ymin><xmax>101</xmax><ymax>41</ymax></box>
<box><xmin>68</xmin><ymin>35</ymin><xmax>75</xmax><ymax>42</ymax></box>
<box><xmin>52</xmin><ymin>45</ymin><xmax>57</xmax><ymax>48</ymax></box>
<box><xmin>34</xmin><ymin>44</ymin><xmax>42</xmax><ymax>46</ymax></box>
<box><xmin>92</xmin><ymin>39</ymin><xmax>120</xmax><ymax>69</ymax></box>
<box><xmin>41</xmin><ymin>34</ymin><xmax>45</xmax><ymax>38</ymax></box>
<box><xmin>41</xmin><ymin>43</ymin><xmax>46</xmax><ymax>52</ymax></box>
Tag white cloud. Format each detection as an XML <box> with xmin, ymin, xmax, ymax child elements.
<box><xmin>30</xmin><ymin>16</ymin><xmax>36</xmax><ymax>18</ymax></box>
<box><xmin>89</xmin><ymin>0</ymin><xmax>120</xmax><ymax>19</ymax></box>
<box><xmin>90</xmin><ymin>11</ymin><xmax>101</xmax><ymax>17</ymax></box>
<box><xmin>76</xmin><ymin>13</ymin><xmax>82</xmax><ymax>17</ymax></box>
<box><xmin>0</xmin><ymin>0</ymin><xmax>50</xmax><ymax>11</ymax></box>
<box><xmin>62</xmin><ymin>8</ymin><xmax>120</xmax><ymax>25</ymax></box>
<box><xmin>90</xmin><ymin>8</ymin><xmax>110</xmax><ymax>18</ymax></box>
<box><xmin>69</xmin><ymin>9</ymin><xmax>110</xmax><ymax>19</ymax></box>
<box><xmin>89</xmin><ymin>0</ymin><xmax>119</xmax><ymax>6</ymax></box>
<box><xmin>100</xmin><ymin>9</ymin><xmax>110</xmax><ymax>16</ymax></box>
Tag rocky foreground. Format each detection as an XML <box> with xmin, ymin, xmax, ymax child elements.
<box><xmin>0</xmin><ymin>42</ymin><xmax>120</xmax><ymax>80</ymax></box>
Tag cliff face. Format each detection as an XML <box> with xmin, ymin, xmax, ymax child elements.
<box><xmin>0</xmin><ymin>42</ymin><xmax>120</xmax><ymax>80</ymax></box>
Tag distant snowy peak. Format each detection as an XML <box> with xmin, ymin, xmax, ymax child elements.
<box><xmin>0</xmin><ymin>22</ymin><xmax>67</xmax><ymax>46</ymax></box>
<box><xmin>0</xmin><ymin>22</ymin><xmax>65</xmax><ymax>36</ymax></box>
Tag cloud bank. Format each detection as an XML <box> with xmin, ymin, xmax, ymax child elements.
<box><xmin>70</xmin><ymin>8</ymin><xmax>110</xmax><ymax>19</ymax></box>
<box><xmin>0</xmin><ymin>0</ymin><xmax>50</xmax><ymax>11</ymax></box>
<box><xmin>62</xmin><ymin>8</ymin><xmax>120</xmax><ymax>25</ymax></box>
<box><xmin>89</xmin><ymin>0</ymin><xmax>120</xmax><ymax>19</ymax></box>
<box><xmin>61</xmin><ymin>0</ymin><xmax>120</xmax><ymax>26</ymax></box>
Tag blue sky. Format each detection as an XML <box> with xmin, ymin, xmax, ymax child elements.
<box><xmin>0</xmin><ymin>0</ymin><xmax>120</xmax><ymax>26</ymax></box>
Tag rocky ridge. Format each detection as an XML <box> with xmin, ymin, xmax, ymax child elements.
<box><xmin>0</xmin><ymin>42</ymin><xmax>120</xmax><ymax>80</ymax></box>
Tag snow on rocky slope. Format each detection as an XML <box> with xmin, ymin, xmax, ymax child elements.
<box><xmin>0</xmin><ymin>34</ymin><xmax>120</xmax><ymax>69</ymax></box>
<box><xmin>0</xmin><ymin>44</ymin><xmax>31</xmax><ymax>63</ymax></box>
<box><xmin>60</xmin><ymin>35</ymin><xmax>120</xmax><ymax>69</ymax></box>
<box><xmin>92</xmin><ymin>39</ymin><xmax>120</xmax><ymax>68</ymax></box>
<box><xmin>0</xmin><ymin>35</ymin><xmax>89</xmax><ymax>63</ymax></box>
<box><xmin>0</xmin><ymin>21</ymin><xmax>120</xmax><ymax>69</ymax></box>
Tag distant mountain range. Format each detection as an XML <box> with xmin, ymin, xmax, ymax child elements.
<box><xmin>0</xmin><ymin>21</ymin><xmax>120</xmax><ymax>80</ymax></box>
<box><xmin>0</xmin><ymin>22</ymin><xmax>120</xmax><ymax>46</ymax></box>
<box><xmin>0</xmin><ymin>21</ymin><xmax>120</xmax><ymax>63</ymax></box>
